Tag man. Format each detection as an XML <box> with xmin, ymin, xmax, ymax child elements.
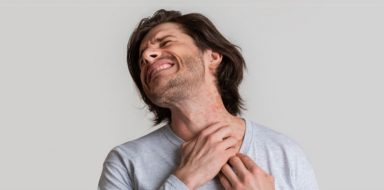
<box><xmin>99</xmin><ymin>9</ymin><xmax>318</xmax><ymax>190</ymax></box>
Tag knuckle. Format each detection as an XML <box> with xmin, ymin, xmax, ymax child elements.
<box><xmin>250</xmin><ymin>166</ymin><xmax>261</xmax><ymax>174</ymax></box>
<box><xmin>226</xmin><ymin>148</ymin><xmax>237</xmax><ymax>158</ymax></box>
<box><xmin>206</xmin><ymin>135</ymin><xmax>216</xmax><ymax>144</ymax></box>
<box><xmin>226</xmin><ymin>126</ymin><xmax>233</xmax><ymax>133</ymax></box>
<box><xmin>242</xmin><ymin>174</ymin><xmax>254</xmax><ymax>184</ymax></box>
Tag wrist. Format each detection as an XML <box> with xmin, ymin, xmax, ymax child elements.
<box><xmin>174</xmin><ymin>168</ymin><xmax>199</xmax><ymax>190</ymax></box>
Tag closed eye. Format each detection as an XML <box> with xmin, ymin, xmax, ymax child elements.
<box><xmin>160</xmin><ymin>40</ymin><xmax>172</xmax><ymax>47</ymax></box>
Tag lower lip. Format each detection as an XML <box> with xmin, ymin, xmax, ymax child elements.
<box><xmin>149</xmin><ymin>64</ymin><xmax>174</xmax><ymax>82</ymax></box>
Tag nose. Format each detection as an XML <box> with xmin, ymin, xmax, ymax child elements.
<box><xmin>142</xmin><ymin>47</ymin><xmax>161</xmax><ymax>65</ymax></box>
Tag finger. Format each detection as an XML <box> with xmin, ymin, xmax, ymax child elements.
<box><xmin>224</xmin><ymin>147</ymin><xmax>238</xmax><ymax>161</ymax></box>
<box><xmin>237</xmin><ymin>153</ymin><xmax>257</xmax><ymax>171</ymax></box>
<box><xmin>198</xmin><ymin>122</ymin><xmax>226</xmax><ymax>138</ymax></box>
<box><xmin>181</xmin><ymin>140</ymin><xmax>197</xmax><ymax>157</ymax></box>
<box><xmin>217</xmin><ymin>137</ymin><xmax>238</xmax><ymax>160</ymax></box>
<box><xmin>181</xmin><ymin>141</ymin><xmax>189</xmax><ymax>149</ymax></box>
<box><xmin>209</xmin><ymin>125</ymin><xmax>233</xmax><ymax>141</ymax></box>
<box><xmin>238</xmin><ymin>154</ymin><xmax>271</xmax><ymax>176</ymax></box>
<box><xmin>195</xmin><ymin>123</ymin><xmax>229</xmax><ymax>148</ymax></box>
<box><xmin>218</xmin><ymin>172</ymin><xmax>232</xmax><ymax>190</ymax></box>
<box><xmin>218</xmin><ymin>136</ymin><xmax>237</xmax><ymax>150</ymax></box>
<box><xmin>181</xmin><ymin>140</ymin><xmax>192</xmax><ymax>150</ymax></box>
<box><xmin>221</xmin><ymin>163</ymin><xmax>239</xmax><ymax>185</ymax></box>
<box><xmin>228</xmin><ymin>156</ymin><xmax>248</xmax><ymax>178</ymax></box>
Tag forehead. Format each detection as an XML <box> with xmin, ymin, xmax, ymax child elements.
<box><xmin>140</xmin><ymin>22</ymin><xmax>185</xmax><ymax>48</ymax></box>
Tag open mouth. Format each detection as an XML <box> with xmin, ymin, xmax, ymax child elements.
<box><xmin>147</xmin><ymin>59</ymin><xmax>175</xmax><ymax>83</ymax></box>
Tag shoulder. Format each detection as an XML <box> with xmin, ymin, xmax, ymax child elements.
<box><xmin>243</xmin><ymin>119</ymin><xmax>312</xmax><ymax>170</ymax></box>
<box><xmin>244</xmin><ymin>120</ymin><xmax>318</xmax><ymax>189</ymax></box>
<box><xmin>247</xmin><ymin>120</ymin><xmax>304</xmax><ymax>155</ymax></box>
<box><xmin>103</xmin><ymin>126</ymin><xmax>168</xmax><ymax>164</ymax></box>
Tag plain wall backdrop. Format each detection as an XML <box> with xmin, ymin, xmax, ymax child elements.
<box><xmin>1</xmin><ymin>0</ymin><xmax>383</xmax><ymax>189</ymax></box>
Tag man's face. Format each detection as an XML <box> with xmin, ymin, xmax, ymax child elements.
<box><xmin>138</xmin><ymin>22</ymin><xmax>207</xmax><ymax>107</ymax></box>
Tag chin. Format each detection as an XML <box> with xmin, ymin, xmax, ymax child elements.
<box><xmin>149</xmin><ymin>97</ymin><xmax>171</xmax><ymax>109</ymax></box>
<box><xmin>146</xmin><ymin>90</ymin><xmax>169</xmax><ymax>106</ymax></box>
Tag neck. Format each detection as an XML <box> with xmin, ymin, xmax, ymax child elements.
<box><xmin>167</xmin><ymin>85</ymin><xmax>243</xmax><ymax>141</ymax></box>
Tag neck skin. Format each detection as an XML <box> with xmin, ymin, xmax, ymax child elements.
<box><xmin>167</xmin><ymin>83</ymin><xmax>245</xmax><ymax>144</ymax></box>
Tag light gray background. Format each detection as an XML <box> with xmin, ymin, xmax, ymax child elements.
<box><xmin>1</xmin><ymin>0</ymin><xmax>383</xmax><ymax>189</ymax></box>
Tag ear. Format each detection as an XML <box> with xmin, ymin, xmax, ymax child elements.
<box><xmin>206</xmin><ymin>49</ymin><xmax>223</xmax><ymax>73</ymax></box>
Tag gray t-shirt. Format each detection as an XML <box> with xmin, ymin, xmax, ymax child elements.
<box><xmin>98</xmin><ymin>119</ymin><xmax>319</xmax><ymax>190</ymax></box>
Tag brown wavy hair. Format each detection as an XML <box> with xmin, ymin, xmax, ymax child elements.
<box><xmin>127</xmin><ymin>9</ymin><xmax>246</xmax><ymax>125</ymax></box>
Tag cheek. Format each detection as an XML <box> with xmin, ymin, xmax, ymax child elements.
<box><xmin>139</xmin><ymin>69</ymin><xmax>146</xmax><ymax>87</ymax></box>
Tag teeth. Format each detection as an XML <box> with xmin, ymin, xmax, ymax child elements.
<box><xmin>148</xmin><ymin>61</ymin><xmax>174</xmax><ymax>82</ymax></box>
<box><xmin>153</xmin><ymin>64</ymin><xmax>172</xmax><ymax>74</ymax></box>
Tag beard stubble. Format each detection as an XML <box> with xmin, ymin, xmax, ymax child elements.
<box><xmin>147</xmin><ymin>54</ymin><xmax>206</xmax><ymax>107</ymax></box>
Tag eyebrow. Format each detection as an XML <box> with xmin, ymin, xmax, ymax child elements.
<box><xmin>139</xmin><ymin>35</ymin><xmax>176</xmax><ymax>58</ymax></box>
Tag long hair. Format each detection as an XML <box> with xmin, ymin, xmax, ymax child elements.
<box><xmin>127</xmin><ymin>9</ymin><xmax>246</xmax><ymax>125</ymax></box>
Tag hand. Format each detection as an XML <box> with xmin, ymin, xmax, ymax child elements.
<box><xmin>174</xmin><ymin>123</ymin><xmax>239</xmax><ymax>190</ymax></box>
<box><xmin>219</xmin><ymin>154</ymin><xmax>275</xmax><ymax>190</ymax></box>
